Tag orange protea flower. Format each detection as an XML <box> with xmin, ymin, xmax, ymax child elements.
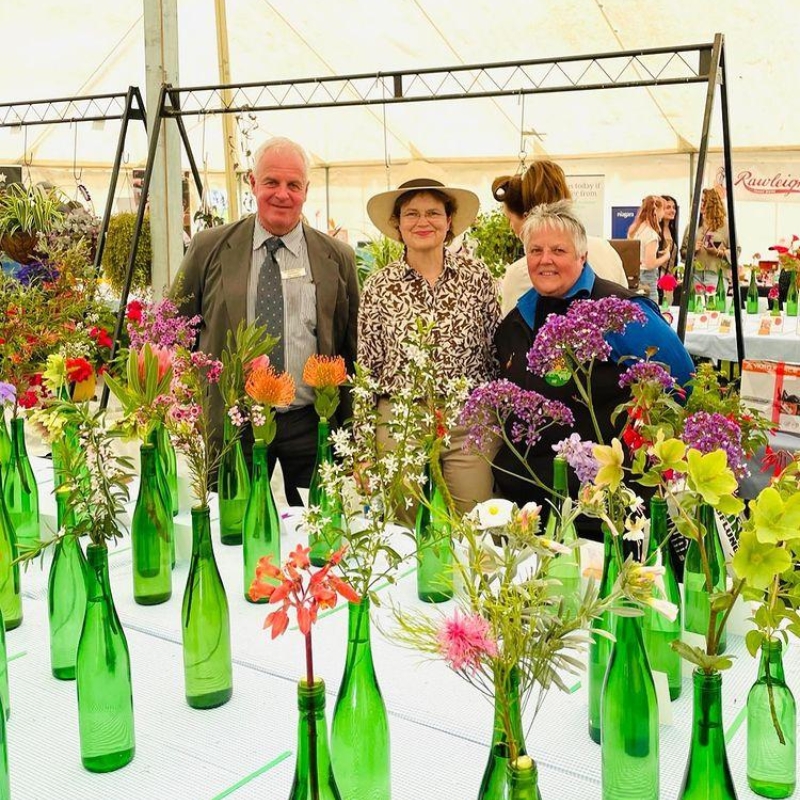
<box><xmin>302</xmin><ymin>355</ymin><xmax>347</xmax><ymax>389</ymax></box>
<box><xmin>246</xmin><ymin>366</ymin><xmax>296</xmax><ymax>407</ymax></box>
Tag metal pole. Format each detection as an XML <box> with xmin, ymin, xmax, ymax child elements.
<box><xmin>718</xmin><ymin>40</ymin><xmax>745</xmax><ymax>366</ymax></box>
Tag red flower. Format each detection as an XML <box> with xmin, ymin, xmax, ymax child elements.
<box><xmin>126</xmin><ymin>300</ymin><xmax>144</xmax><ymax>324</ymax></box>
<box><xmin>66</xmin><ymin>357</ymin><xmax>94</xmax><ymax>384</ymax></box>
<box><xmin>90</xmin><ymin>327</ymin><xmax>114</xmax><ymax>349</ymax></box>
<box><xmin>17</xmin><ymin>390</ymin><xmax>38</xmax><ymax>409</ymax></box>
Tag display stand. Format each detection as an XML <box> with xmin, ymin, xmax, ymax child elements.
<box><xmin>109</xmin><ymin>34</ymin><xmax>743</xmax><ymax>404</ymax></box>
<box><xmin>0</xmin><ymin>87</ymin><xmax>148</xmax><ymax>272</ymax></box>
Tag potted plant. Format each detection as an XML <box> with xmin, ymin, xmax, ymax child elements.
<box><xmin>0</xmin><ymin>184</ymin><xmax>64</xmax><ymax>263</ymax></box>
<box><xmin>100</xmin><ymin>212</ymin><xmax>152</xmax><ymax>294</ymax></box>
<box><xmin>465</xmin><ymin>208</ymin><xmax>524</xmax><ymax>279</ymax></box>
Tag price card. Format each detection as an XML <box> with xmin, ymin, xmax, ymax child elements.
<box><xmin>694</xmin><ymin>312</ymin><xmax>709</xmax><ymax>330</ymax></box>
<box><xmin>718</xmin><ymin>317</ymin><xmax>732</xmax><ymax>334</ymax></box>
<box><xmin>706</xmin><ymin>311</ymin><xmax>721</xmax><ymax>331</ymax></box>
<box><xmin>744</xmin><ymin>314</ymin><xmax>762</xmax><ymax>333</ymax></box>
<box><xmin>653</xmin><ymin>671</ymin><xmax>675</xmax><ymax>726</ymax></box>
<box><xmin>758</xmin><ymin>316</ymin><xmax>773</xmax><ymax>335</ymax></box>
<box><xmin>771</xmin><ymin>315</ymin><xmax>786</xmax><ymax>334</ymax></box>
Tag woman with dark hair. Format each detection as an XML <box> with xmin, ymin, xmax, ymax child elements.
<box><xmin>359</xmin><ymin>178</ymin><xmax>500</xmax><ymax>517</ymax></box>
<box><xmin>493</xmin><ymin>160</ymin><xmax>628</xmax><ymax>315</ymax></box>
<box><xmin>659</xmin><ymin>194</ymin><xmax>679</xmax><ymax>275</ymax></box>
<box><xmin>628</xmin><ymin>195</ymin><xmax>671</xmax><ymax>303</ymax></box>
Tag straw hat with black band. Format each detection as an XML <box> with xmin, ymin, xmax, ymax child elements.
<box><xmin>366</xmin><ymin>178</ymin><xmax>480</xmax><ymax>243</ymax></box>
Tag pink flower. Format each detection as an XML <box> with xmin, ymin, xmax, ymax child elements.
<box><xmin>437</xmin><ymin>609</ymin><xmax>497</xmax><ymax>673</ymax></box>
<box><xmin>247</xmin><ymin>354</ymin><xmax>271</xmax><ymax>373</ymax></box>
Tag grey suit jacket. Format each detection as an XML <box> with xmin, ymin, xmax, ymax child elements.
<box><xmin>170</xmin><ymin>216</ymin><xmax>359</xmax><ymax>441</ymax></box>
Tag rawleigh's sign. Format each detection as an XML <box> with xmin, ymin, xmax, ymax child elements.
<box><xmin>712</xmin><ymin>163</ymin><xmax>800</xmax><ymax>201</ymax></box>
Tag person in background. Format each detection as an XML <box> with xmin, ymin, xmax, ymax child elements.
<box><xmin>171</xmin><ymin>136</ymin><xmax>359</xmax><ymax>505</ymax></box>
<box><xmin>360</xmin><ymin>178</ymin><xmax>500</xmax><ymax>519</ymax></box>
<box><xmin>493</xmin><ymin>201</ymin><xmax>694</xmax><ymax>538</ymax></box>
<box><xmin>680</xmin><ymin>188</ymin><xmax>733</xmax><ymax>288</ymax></box>
<box><xmin>659</xmin><ymin>194</ymin><xmax>680</xmax><ymax>276</ymax></box>
<box><xmin>493</xmin><ymin>160</ymin><xmax>628</xmax><ymax>316</ymax></box>
<box><xmin>627</xmin><ymin>195</ymin><xmax>671</xmax><ymax>303</ymax></box>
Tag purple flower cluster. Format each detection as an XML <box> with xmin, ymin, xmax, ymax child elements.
<box><xmin>682</xmin><ymin>411</ymin><xmax>748</xmax><ymax>479</ymax></box>
<box><xmin>127</xmin><ymin>297</ymin><xmax>201</xmax><ymax>351</ymax></box>
<box><xmin>619</xmin><ymin>361</ymin><xmax>677</xmax><ymax>391</ymax></box>
<box><xmin>0</xmin><ymin>381</ymin><xmax>15</xmax><ymax>406</ymax></box>
<box><xmin>553</xmin><ymin>433</ymin><xmax>599</xmax><ymax>483</ymax></box>
<box><xmin>459</xmin><ymin>379</ymin><xmax>574</xmax><ymax>453</ymax></box>
<box><xmin>528</xmin><ymin>297</ymin><xmax>646</xmax><ymax>376</ymax></box>
<box><xmin>14</xmin><ymin>259</ymin><xmax>59</xmax><ymax>287</ymax></box>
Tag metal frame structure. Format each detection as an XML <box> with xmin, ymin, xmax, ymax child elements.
<box><xmin>0</xmin><ymin>87</ymin><xmax>148</xmax><ymax>271</ymax></box>
<box><xmin>118</xmin><ymin>33</ymin><xmax>743</xmax><ymax>369</ymax></box>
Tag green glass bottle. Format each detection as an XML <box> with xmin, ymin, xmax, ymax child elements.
<box><xmin>154</xmin><ymin>424</ymin><xmax>179</xmax><ymax>517</ymax></box>
<box><xmin>242</xmin><ymin>440</ymin><xmax>280</xmax><ymax>602</ymax></box>
<box><xmin>0</xmin><ymin>466</ymin><xmax>22</xmax><ymax>632</ymax></box>
<box><xmin>786</xmin><ymin>276</ymin><xmax>798</xmax><ymax>317</ymax></box>
<box><xmin>544</xmin><ymin>456</ymin><xmax>580</xmax><ymax>617</ymax></box>
<box><xmin>415</xmin><ymin>462</ymin><xmax>453</xmax><ymax>603</ymax></box>
<box><xmin>49</xmin><ymin>488</ymin><xmax>88</xmax><ymax>680</ymax></box>
<box><xmin>588</xmin><ymin>526</ymin><xmax>619</xmax><ymax>743</ymax></box>
<box><xmin>679</xmin><ymin>670</ymin><xmax>737</xmax><ymax>800</ymax></box>
<box><xmin>182</xmin><ymin>506</ymin><xmax>233</xmax><ymax>709</ymax></box>
<box><xmin>715</xmin><ymin>270</ymin><xmax>728</xmax><ymax>314</ymax></box>
<box><xmin>4</xmin><ymin>416</ymin><xmax>39</xmax><ymax>552</ymax></box>
<box><xmin>0</xmin><ymin>414</ymin><xmax>10</xmax><ymax>470</ymax></box>
<box><xmin>684</xmin><ymin>504</ymin><xmax>727</xmax><ymax>653</ymax></box>
<box><xmin>478</xmin><ymin>667</ymin><xmax>527</xmax><ymax>800</ymax></box>
<box><xmin>331</xmin><ymin>598</ymin><xmax>390</xmax><ymax>798</ymax></box>
<box><xmin>218</xmin><ymin>417</ymin><xmax>250</xmax><ymax>546</ymax></box>
<box><xmin>0</xmin><ymin>686</ymin><xmax>8</xmax><ymax>799</ymax></box>
<box><xmin>148</xmin><ymin>428</ymin><xmax>175</xmax><ymax>567</ymax></box>
<box><xmin>687</xmin><ymin>269</ymin><xmax>697</xmax><ymax>313</ymax></box>
<box><xmin>747</xmin><ymin>639</ymin><xmax>796</xmax><ymax>798</ymax></box>
<box><xmin>601</xmin><ymin>611</ymin><xmax>659</xmax><ymax>800</ymax></box>
<box><xmin>642</xmin><ymin>497</ymin><xmax>682</xmax><ymax>700</ymax></box>
<box><xmin>289</xmin><ymin>679</ymin><xmax>343</xmax><ymax>800</ymax></box>
<box><xmin>507</xmin><ymin>756</ymin><xmax>542</xmax><ymax>800</ymax></box>
<box><xmin>747</xmin><ymin>269</ymin><xmax>760</xmax><ymax>314</ymax></box>
<box><xmin>131</xmin><ymin>444</ymin><xmax>172</xmax><ymax>605</ymax></box>
<box><xmin>309</xmin><ymin>419</ymin><xmax>343</xmax><ymax>567</ymax></box>
<box><xmin>0</xmin><ymin>608</ymin><xmax>8</xmax><ymax>722</ymax></box>
<box><xmin>77</xmin><ymin>543</ymin><xmax>135</xmax><ymax>772</ymax></box>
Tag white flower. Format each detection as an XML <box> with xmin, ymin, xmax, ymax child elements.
<box><xmin>645</xmin><ymin>596</ymin><xmax>679</xmax><ymax>623</ymax></box>
<box><xmin>473</xmin><ymin>498</ymin><xmax>515</xmax><ymax>530</ymax></box>
<box><xmin>623</xmin><ymin>515</ymin><xmax>650</xmax><ymax>542</ymax></box>
<box><xmin>542</xmin><ymin>538</ymin><xmax>571</xmax><ymax>555</ymax></box>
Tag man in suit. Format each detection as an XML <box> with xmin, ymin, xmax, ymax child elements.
<box><xmin>171</xmin><ymin>136</ymin><xmax>358</xmax><ymax>505</ymax></box>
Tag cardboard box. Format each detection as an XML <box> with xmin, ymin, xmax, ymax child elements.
<box><xmin>741</xmin><ymin>360</ymin><xmax>800</xmax><ymax>434</ymax></box>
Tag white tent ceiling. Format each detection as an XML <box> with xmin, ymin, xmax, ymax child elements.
<box><xmin>0</xmin><ymin>0</ymin><xmax>797</xmax><ymax>173</ymax></box>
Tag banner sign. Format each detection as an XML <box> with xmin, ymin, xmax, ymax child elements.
<box><xmin>566</xmin><ymin>174</ymin><xmax>605</xmax><ymax>236</ymax></box>
<box><xmin>710</xmin><ymin>161</ymin><xmax>800</xmax><ymax>202</ymax></box>
<box><xmin>611</xmin><ymin>206</ymin><xmax>639</xmax><ymax>240</ymax></box>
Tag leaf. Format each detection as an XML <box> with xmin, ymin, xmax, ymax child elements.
<box><xmin>746</xmin><ymin>629</ymin><xmax>766</xmax><ymax>657</ymax></box>
<box><xmin>671</xmin><ymin>640</ymin><xmax>735</xmax><ymax>672</ymax></box>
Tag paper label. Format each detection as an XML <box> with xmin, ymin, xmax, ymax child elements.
<box><xmin>652</xmin><ymin>671</ymin><xmax>674</xmax><ymax>726</ymax></box>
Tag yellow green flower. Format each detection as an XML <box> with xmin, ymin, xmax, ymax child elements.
<box><xmin>732</xmin><ymin>529</ymin><xmax>792</xmax><ymax>589</ymax></box>
<box><xmin>593</xmin><ymin>439</ymin><xmax>624</xmax><ymax>492</ymax></box>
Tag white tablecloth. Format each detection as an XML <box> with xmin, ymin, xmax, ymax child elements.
<box><xmin>6</xmin><ymin>457</ymin><xmax>798</xmax><ymax>799</ymax></box>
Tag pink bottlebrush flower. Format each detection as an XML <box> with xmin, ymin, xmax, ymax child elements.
<box><xmin>437</xmin><ymin>609</ymin><xmax>497</xmax><ymax>673</ymax></box>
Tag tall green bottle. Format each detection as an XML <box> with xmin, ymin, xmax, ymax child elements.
<box><xmin>242</xmin><ymin>440</ymin><xmax>280</xmax><ymax>601</ymax></box>
<box><xmin>601</xmin><ymin>611</ymin><xmax>659</xmax><ymax>800</ymax></box>
<box><xmin>331</xmin><ymin>598</ymin><xmax>391</xmax><ymax>799</ymax></box>
<box><xmin>4</xmin><ymin>416</ymin><xmax>39</xmax><ymax>552</ymax></box>
<box><xmin>0</xmin><ymin>466</ymin><xmax>21</xmax><ymax>632</ymax></box>
<box><xmin>786</xmin><ymin>277</ymin><xmax>798</xmax><ymax>317</ymax></box>
<box><xmin>0</xmin><ymin>414</ymin><xmax>10</xmax><ymax>470</ymax></box>
<box><xmin>747</xmin><ymin>269</ymin><xmax>760</xmax><ymax>314</ymax></box>
<box><xmin>642</xmin><ymin>497</ymin><xmax>682</xmax><ymax>700</ymax></box>
<box><xmin>588</xmin><ymin>527</ymin><xmax>619</xmax><ymax>743</ymax></box>
<box><xmin>507</xmin><ymin>756</ymin><xmax>542</xmax><ymax>800</ymax></box>
<box><xmin>747</xmin><ymin>639</ymin><xmax>796</xmax><ymax>798</ymax></box>
<box><xmin>415</xmin><ymin>462</ymin><xmax>453</xmax><ymax>603</ymax></box>
<box><xmin>544</xmin><ymin>456</ymin><xmax>580</xmax><ymax>617</ymax></box>
<box><xmin>218</xmin><ymin>417</ymin><xmax>250</xmax><ymax>546</ymax></box>
<box><xmin>478</xmin><ymin>667</ymin><xmax>527</xmax><ymax>800</ymax></box>
<box><xmin>77</xmin><ymin>544</ymin><xmax>135</xmax><ymax>772</ymax></box>
<box><xmin>684</xmin><ymin>504</ymin><xmax>727</xmax><ymax>653</ymax></box>
<box><xmin>49</xmin><ymin>488</ymin><xmax>88</xmax><ymax>680</ymax></box>
<box><xmin>715</xmin><ymin>271</ymin><xmax>728</xmax><ymax>314</ymax></box>
<box><xmin>147</xmin><ymin>428</ymin><xmax>175</xmax><ymax>567</ymax></box>
<box><xmin>687</xmin><ymin>266</ymin><xmax>697</xmax><ymax>313</ymax></box>
<box><xmin>308</xmin><ymin>419</ymin><xmax>343</xmax><ymax>567</ymax></box>
<box><xmin>289</xmin><ymin>679</ymin><xmax>342</xmax><ymax>800</ymax></box>
<box><xmin>131</xmin><ymin>444</ymin><xmax>172</xmax><ymax>605</ymax></box>
<box><xmin>154</xmin><ymin>424</ymin><xmax>179</xmax><ymax>517</ymax></box>
<box><xmin>679</xmin><ymin>670</ymin><xmax>737</xmax><ymax>800</ymax></box>
<box><xmin>182</xmin><ymin>506</ymin><xmax>232</xmax><ymax>709</ymax></box>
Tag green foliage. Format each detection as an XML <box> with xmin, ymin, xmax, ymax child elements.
<box><xmin>218</xmin><ymin>320</ymin><xmax>278</xmax><ymax>408</ymax></box>
<box><xmin>355</xmin><ymin>237</ymin><xmax>404</xmax><ymax>287</ymax></box>
<box><xmin>0</xmin><ymin>183</ymin><xmax>64</xmax><ymax>236</ymax></box>
<box><xmin>465</xmin><ymin>208</ymin><xmax>523</xmax><ymax>279</ymax></box>
<box><xmin>101</xmin><ymin>212</ymin><xmax>152</xmax><ymax>294</ymax></box>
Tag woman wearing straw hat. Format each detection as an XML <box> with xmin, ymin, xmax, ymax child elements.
<box><xmin>360</xmin><ymin>178</ymin><xmax>500</xmax><ymax>520</ymax></box>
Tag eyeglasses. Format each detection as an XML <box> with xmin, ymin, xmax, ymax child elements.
<box><xmin>399</xmin><ymin>209</ymin><xmax>447</xmax><ymax>222</ymax></box>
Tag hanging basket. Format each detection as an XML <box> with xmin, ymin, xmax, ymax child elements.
<box><xmin>0</xmin><ymin>232</ymin><xmax>38</xmax><ymax>264</ymax></box>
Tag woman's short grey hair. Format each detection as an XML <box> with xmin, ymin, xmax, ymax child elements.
<box><xmin>252</xmin><ymin>137</ymin><xmax>310</xmax><ymax>181</ymax></box>
<box><xmin>520</xmin><ymin>200</ymin><xmax>588</xmax><ymax>256</ymax></box>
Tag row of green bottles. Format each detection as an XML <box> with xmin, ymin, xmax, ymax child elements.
<box><xmin>219</xmin><ymin>417</ymin><xmax>251</xmax><ymax>546</ymax></box>
<box><xmin>308</xmin><ymin>419</ymin><xmax>343</xmax><ymax>567</ymax></box>
<box><xmin>544</xmin><ymin>456</ymin><xmax>580</xmax><ymax>617</ymax></box>
<box><xmin>601</xmin><ymin>610</ymin><xmax>659</xmax><ymax>800</ymax></box>
<box><xmin>0</xmin><ymin>465</ymin><xmax>22</xmax><ymax>632</ymax></box>
<box><xmin>242</xmin><ymin>440</ymin><xmax>280</xmax><ymax>601</ymax></box>
<box><xmin>49</xmin><ymin>489</ymin><xmax>88</xmax><ymax>680</ymax></box>
<box><xmin>131</xmin><ymin>444</ymin><xmax>172</xmax><ymax>605</ymax></box>
<box><xmin>642</xmin><ymin>497</ymin><xmax>682</xmax><ymax>700</ymax></box>
<box><xmin>415</xmin><ymin>461</ymin><xmax>453</xmax><ymax>603</ymax></box>
<box><xmin>747</xmin><ymin>639</ymin><xmax>796</xmax><ymax>798</ymax></box>
<box><xmin>4</xmin><ymin>416</ymin><xmax>39</xmax><ymax>553</ymax></box>
<box><xmin>684</xmin><ymin>504</ymin><xmax>727</xmax><ymax>653</ymax></box>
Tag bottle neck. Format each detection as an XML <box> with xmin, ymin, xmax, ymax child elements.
<box><xmin>698</xmin><ymin>503</ymin><xmax>720</xmax><ymax>567</ymax></box>
<box><xmin>85</xmin><ymin>544</ymin><xmax>111</xmax><ymax>603</ymax></box>
<box><xmin>492</xmin><ymin>667</ymin><xmax>526</xmax><ymax>753</ymax></box>
<box><xmin>758</xmin><ymin>639</ymin><xmax>786</xmax><ymax>682</ymax></box>
<box><xmin>507</xmin><ymin>756</ymin><xmax>539</xmax><ymax>796</ymax></box>
<box><xmin>552</xmin><ymin>456</ymin><xmax>568</xmax><ymax>498</ymax></box>
<box><xmin>140</xmin><ymin>445</ymin><xmax>157</xmax><ymax>479</ymax></box>
<box><xmin>10</xmin><ymin>417</ymin><xmax>27</xmax><ymax>458</ymax></box>
<box><xmin>55</xmin><ymin>489</ymin><xmax>75</xmax><ymax>531</ymax></box>
<box><xmin>691</xmin><ymin>670</ymin><xmax>724</xmax><ymax>733</ymax></box>
<box><xmin>295</xmin><ymin>680</ymin><xmax>332</xmax><ymax>778</ymax></box>
<box><xmin>252</xmin><ymin>445</ymin><xmax>268</xmax><ymax>482</ymax></box>
<box><xmin>191</xmin><ymin>506</ymin><xmax>214</xmax><ymax>558</ymax></box>
<box><xmin>646</xmin><ymin>497</ymin><xmax>668</xmax><ymax>560</ymax></box>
